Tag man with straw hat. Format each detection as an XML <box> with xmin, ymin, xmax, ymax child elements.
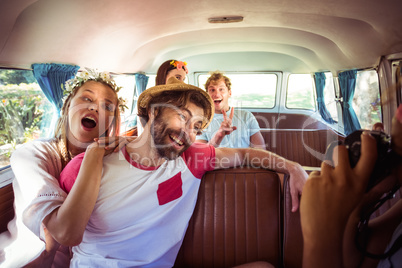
<box><xmin>59</xmin><ymin>77</ymin><xmax>307</xmax><ymax>267</ymax></box>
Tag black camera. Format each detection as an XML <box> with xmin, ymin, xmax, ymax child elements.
<box><xmin>326</xmin><ymin>130</ymin><xmax>395</xmax><ymax>192</ymax></box>
<box><xmin>344</xmin><ymin>130</ymin><xmax>394</xmax><ymax>191</ymax></box>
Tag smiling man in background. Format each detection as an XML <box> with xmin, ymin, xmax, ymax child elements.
<box><xmin>196</xmin><ymin>71</ymin><xmax>266</xmax><ymax>149</ymax></box>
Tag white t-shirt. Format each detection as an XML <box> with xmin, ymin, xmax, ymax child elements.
<box><xmin>60</xmin><ymin>143</ymin><xmax>216</xmax><ymax>268</ymax></box>
<box><xmin>197</xmin><ymin>109</ymin><xmax>261</xmax><ymax>148</ymax></box>
<box><xmin>0</xmin><ymin>139</ymin><xmax>69</xmax><ymax>267</ymax></box>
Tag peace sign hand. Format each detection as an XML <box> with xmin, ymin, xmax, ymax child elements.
<box><xmin>220</xmin><ymin>107</ymin><xmax>237</xmax><ymax>136</ymax></box>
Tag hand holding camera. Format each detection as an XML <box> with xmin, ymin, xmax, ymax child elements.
<box><xmin>326</xmin><ymin>129</ymin><xmax>398</xmax><ymax>192</ymax></box>
<box><xmin>344</xmin><ymin>130</ymin><xmax>396</xmax><ymax>191</ymax></box>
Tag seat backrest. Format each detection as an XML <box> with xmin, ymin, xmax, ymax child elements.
<box><xmin>0</xmin><ymin>183</ymin><xmax>14</xmax><ymax>233</ymax></box>
<box><xmin>174</xmin><ymin>168</ymin><xmax>282</xmax><ymax>268</ymax></box>
<box><xmin>254</xmin><ymin>112</ymin><xmax>330</xmax><ymax>130</ymax></box>
<box><xmin>261</xmin><ymin>129</ymin><xmax>344</xmax><ymax>167</ymax></box>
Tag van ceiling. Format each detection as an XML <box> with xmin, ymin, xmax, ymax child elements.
<box><xmin>1</xmin><ymin>0</ymin><xmax>402</xmax><ymax>74</ymax></box>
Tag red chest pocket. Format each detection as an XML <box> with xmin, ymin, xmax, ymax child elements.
<box><xmin>157</xmin><ymin>172</ymin><xmax>183</xmax><ymax>205</ymax></box>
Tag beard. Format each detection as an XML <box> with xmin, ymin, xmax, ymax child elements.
<box><xmin>150</xmin><ymin>116</ymin><xmax>191</xmax><ymax>160</ymax></box>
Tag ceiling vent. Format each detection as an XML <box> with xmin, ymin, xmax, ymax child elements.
<box><xmin>208</xmin><ymin>16</ymin><xmax>244</xmax><ymax>23</ymax></box>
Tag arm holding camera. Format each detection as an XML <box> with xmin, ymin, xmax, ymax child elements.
<box><xmin>301</xmin><ymin>104</ymin><xmax>402</xmax><ymax>268</ymax></box>
<box><xmin>345</xmin><ymin>105</ymin><xmax>402</xmax><ymax>267</ymax></box>
<box><xmin>300</xmin><ymin>131</ymin><xmax>378</xmax><ymax>268</ymax></box>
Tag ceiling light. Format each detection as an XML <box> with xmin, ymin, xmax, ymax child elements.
<box><xmin>208</xmin><ymin>16</ymin><xmax>244</xmax><ymax>23</ymax></box>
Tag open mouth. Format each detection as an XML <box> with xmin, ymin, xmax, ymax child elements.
<box><xmin>81</xmin><ymin>116</ymin><xmax>97</xmax><ymax>129</ymax></box>
<box><xmin>214</xmin><ymin>99</ymin><xmax>222</xmax><ymax>104</ymax></box>
<box><xmin>169</xmin><ymin>134</ymin><xmax>184</xmax><ymax>146</ymax></box>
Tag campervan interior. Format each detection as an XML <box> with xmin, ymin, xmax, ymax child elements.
<box><xmin>1</xmin><ymin>0</ymin><xmax>401</xmax><ymax>267</ymax></box>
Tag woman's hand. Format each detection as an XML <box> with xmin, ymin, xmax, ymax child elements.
<box><xmin>300</xmin><ymin>131</ymin><xmax>377</xmax><ymax>268</ymax></box>
<box><xmin>44</xmin><ymin>141</ymin><xmax>110</xmax><ymax>246</ymax></box>
<box><xmin>95</xmin><ymin>136</ymin><xmax>137</xmax><ymax>153</ymax></box>
<box><xmin>301</xmin><ymin>132</ymin><xmax>377</xmax><ymax>236</ymax></box>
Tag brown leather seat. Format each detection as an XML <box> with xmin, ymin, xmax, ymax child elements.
<box><xmin>261</xmin><ymin>129</ymin><xmax>344</xmax><ymax>167</ymax></box>
<box><xmin>174</xmin><ymin>168</ymin><xmax>282</xmax><ymax>268</ymax></box>
<box><xmin>0</xmin><ymin>183</ymin><xmax>14</xmax><ymax>233</ymax></box>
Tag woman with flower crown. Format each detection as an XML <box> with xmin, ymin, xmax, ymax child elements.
<box><xmin>1</xmin><ymin>69</ymin><xmax>131</xmax><ymax>267</ymax></box>
<box><xmin>137</xmin><ymin>59</ymin><xmax>189</xmax><ymax>135</ymax></box>
<box><xmin>155</xmin><ymin>59</ymin><xmax>188</xmax><ymax>85</ymax></box>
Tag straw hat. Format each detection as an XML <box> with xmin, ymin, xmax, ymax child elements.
<box><xmin>137</xmin><ymin>77</ymin><xmax>214</xmax><ymax>129</ymax></box>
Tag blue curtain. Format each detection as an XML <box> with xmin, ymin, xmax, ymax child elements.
<box><xmin>32</xmin><ymin>63</ymin><xmax>80</xmax><ymax>137</ymax></box>
<box><xmin>132</xmin><ymin>73</ymin><xmax>149</xmax><ymax>114</ymax></box>
<box><xmin>125</xmin><ymin>73</ymin><xmax>149</xmax><ymax>129</ymax></box>
<box><xmin>314</xmin><ymin>72</ymin><xmax>335</xmax><ymax>124</ymax></box>
<box><xmin>32</xmin><ymin>63</ymin><xmax>80</xmax><ymax>112</ymax></box>
<box><xmin>338</xmin><ymin>70</ymin><xmax>361</xmax><ymax>135</ymax></box>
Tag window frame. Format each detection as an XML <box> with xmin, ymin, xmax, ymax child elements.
<box><xmin>352</xmin><ymin>68</ymin><xmax>382</xmax><ymax>131</ymax></box>
<box><xmin>285</xmin><ymin>73</ymin><xmax>317</xmax><ymax>111</ymax></box>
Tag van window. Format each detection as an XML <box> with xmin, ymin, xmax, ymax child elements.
<box><xmin>111</xmin><ymin>74</ymin><xmax>136</xmax><ymax>121</ymax></box>
<box><xmin>146</xmin><ymin>75</ymin><xmax>156</xmax><ymax>89</ymax></box>
<box><xmin>392</xmin><ymin>60</ymin><xmax>402</xmax><ymax>105</ymax></box>
<box><xmin>0</xmin><ymin>68</ymin><xmax>55</xmax><ymax>169</ymax></box>
<box><xmin>353</xmin><ymin>70</ymin><xmax>381</xmax><ymax>130</ymax></box>
<box><xmin>198</xmin><ymin>73</ymin><xmax>277</xmax><ymax>108</ymax></box>
<box><xmin>286</xmin><ymin>74</ymin><xmax>315</xmax><ymax>110</ymax></box>
<box><xmin>323</xmin><ymin>72</ymin><xmax>338</xmax><ymax>122</ymax></box>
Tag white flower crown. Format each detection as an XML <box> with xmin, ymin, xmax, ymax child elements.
<box><xmin>63</xmin><ymin>68</ymin><xmax>128</xmax><ymax>113</ymax></box>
